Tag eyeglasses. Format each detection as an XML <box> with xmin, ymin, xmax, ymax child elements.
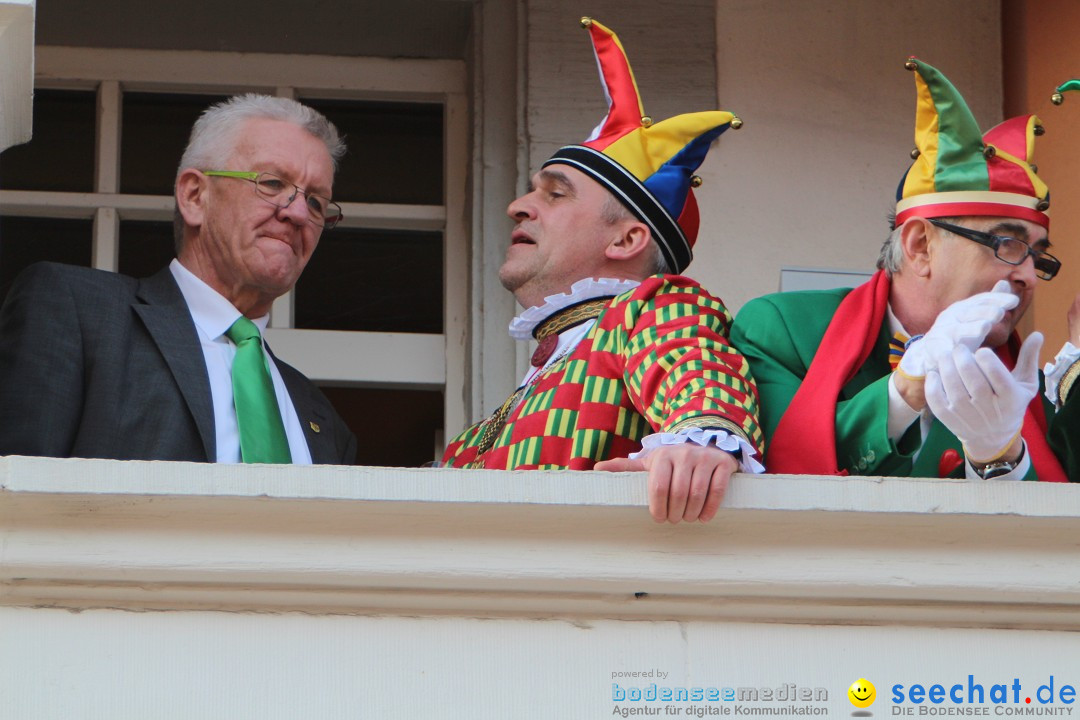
<box><xmin>928</xmin><ymin>218</ymin><xmax>1061</xmax><ymax>281</ymax></box>
<box><xmin>203</xmin><ymin>170</ymin><xmax>343</xmax><ymax>229</ymax></box>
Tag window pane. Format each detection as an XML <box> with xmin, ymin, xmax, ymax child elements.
<box><xmin>119</xmin><ymin>221</ymin><xmax>175</xmax><ymax>278</ymax></box>
<box><xmin>300</xmin><ymin>99</ymin><xmax>443</xmax><ymax>205</ymax></box>
<box><xmin>295</xmin><ymin>229</ymin><xmax>442</xmax><ymax>333</ymax></box>
<box><xmin>0</xmin><ymin>217</ymin><xmax>93</xmax><ymax>303</ymax></box>
<box><xmin>0</xmin><ymin>89</ymin><xmax>96</xmax><ymax>192</ymax></box>
<box><xmin>320</xmin><ymin>386</ymin><xmax>443</xmax><ymax>467</ymax></box>
<box><xmin>121</xmin><ymin>92</ymin><xmax>230</xmax><ymax>196</ymax></box>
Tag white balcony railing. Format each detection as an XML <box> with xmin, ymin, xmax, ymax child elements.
<box><xmin>1</xmin><ymin>455</ymin><xmax>1078</xmax><ymax>719</ymax></box>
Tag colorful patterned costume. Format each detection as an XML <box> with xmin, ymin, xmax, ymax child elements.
<box><xmin>442</xmin><ymin>276</ymin><xmax>763</xmax><ymax>470</ymax></box>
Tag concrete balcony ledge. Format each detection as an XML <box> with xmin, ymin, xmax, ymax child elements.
<box><xmin>2</xmin><ymin>455</ymin><xmax>1078</xmax><ymax>629</ymax></box>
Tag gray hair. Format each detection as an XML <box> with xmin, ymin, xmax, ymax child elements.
<box><xmin>876</xmin><ymin>224</ymin><xmax>905</xmax><ymax>276</ymax></box>
<box><xmin>173</xmin><ymin>94</ymin><xmax>345</xmax><ymax>250</ymax></box>
<box><xmin>877</xmin><ymin>216</ymin><xmax>960</xmax><ymax>277</ymax></box>
<box><xmin>600</xmin><ymin>193</ymin><xmax>672</xmax><ymax>276</ymax></box>
<box><xmin>647</xmin><ymin>239</ymin><xmax>672</xmax><ymax>276</ymax></box>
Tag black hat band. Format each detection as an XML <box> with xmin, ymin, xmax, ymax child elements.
<box><xmin>543</xmin><ymin>145</ymin><xmax>692</xmax><ymax>274</ymax></box>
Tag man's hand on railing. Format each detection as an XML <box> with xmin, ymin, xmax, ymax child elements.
<box><xmin>594</xmin><ymin>444</ymin><xmax>737</xmax><ymax>524</ymax></box>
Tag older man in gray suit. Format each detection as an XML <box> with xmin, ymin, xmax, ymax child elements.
<box><xmin>0</xmin><ymin>95</ymin><xmax>356</xmax><ymax>464</ymax></box>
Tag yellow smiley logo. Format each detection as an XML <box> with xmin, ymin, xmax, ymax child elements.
<box><xmin>848</xmin><ymin>678</ymin><xmax>876</xmax><ymax>708</ymax></box>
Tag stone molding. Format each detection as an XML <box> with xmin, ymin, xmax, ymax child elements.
<box><xmin>1</xmin><ymin>456</ymin><xmax>1078</xmax><ymax>629</ymax></box>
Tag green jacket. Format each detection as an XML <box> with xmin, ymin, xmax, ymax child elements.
<box><xmin>731</xmin><ymin>287</ymin><xmax>1077</xmax><ymax>479</ymax></box>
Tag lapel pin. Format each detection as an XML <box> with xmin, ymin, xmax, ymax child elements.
<box><xmin>309</xmin><ymin>421</ymin><xmax>321</xmax><ymax>434</ymax></box>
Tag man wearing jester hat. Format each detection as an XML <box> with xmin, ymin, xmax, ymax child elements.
<box><xmin>440</xmin><ymin>18</ymin><xmax>765</xmax><ymax>521</ymax></box>
<box><xmin>732</xmin><ymin>59</ymin><xmax>1079</xmax><ymax>481</ymax></box>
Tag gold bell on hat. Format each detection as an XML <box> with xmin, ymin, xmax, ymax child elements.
<box><xmin>1052</xmin><ymin>80</ymin><xmax>1080</xmax><ymax>105</ymax></box>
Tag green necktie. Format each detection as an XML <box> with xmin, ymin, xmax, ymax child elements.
<box><xmin>226</xmin><ymin>316</ymin><xmax>292</xmax><ymax>464</ymax></box>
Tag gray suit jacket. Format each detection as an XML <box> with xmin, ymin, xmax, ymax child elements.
<box><xmin>0</xmin><ymin>262</ymin><xmax>356</xmax><ymax>464</ymax></box>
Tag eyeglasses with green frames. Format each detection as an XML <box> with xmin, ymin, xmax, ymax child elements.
<box><xmin>203</xmin><ymin>170</ymin><xmax>343</xmax><ymax>229</ymax></box>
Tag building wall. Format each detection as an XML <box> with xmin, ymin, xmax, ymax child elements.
<box><xmin>1003</xmin><ymin>0</ymin><xmax>1080</xmax><ymax>359</ymax></box>
<box><xmin>525</xmin><ymin>0</ymin><xmax>718</xmax><ymax>174</ymax></box>
<box><xmin>701</xmin><ymin>0</ymin><xmax>1003</xmax><ymax>312</ymax></box>
<box><xmin>5</xmin><ymin>608</ymin><xmax>1078</xmax><ymax>718</ymax></box>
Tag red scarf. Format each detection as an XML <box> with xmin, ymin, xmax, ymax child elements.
<box><xmin>766</xmin><ymin>270</ymin><xmax>1068</xmax><ymax>481</ymax></box>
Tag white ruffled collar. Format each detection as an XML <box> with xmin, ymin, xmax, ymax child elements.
<box><xmin>509</xmin><ymin>277</ymin><xmax>640</xmax><ymax>340</ymax></box>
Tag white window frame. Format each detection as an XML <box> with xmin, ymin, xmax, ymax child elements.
<box><xmin>0</xmin><ymin>0</ymin><xmax>35</xmax><ymax>152</ymax></box>
<box><xmin>0</xmin><ymin>46</ymin><xmax>470</xmax><ymax>441</ymax></box>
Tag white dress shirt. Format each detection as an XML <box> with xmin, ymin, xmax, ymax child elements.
<box><xmin>169</xmin><ymin>260</ymin><xmax>312</xmax><ymax>464</ymax></box>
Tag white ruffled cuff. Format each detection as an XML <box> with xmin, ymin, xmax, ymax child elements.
<box><xmin>1043</xmin><ymin>342</ymin><xmax>1080</xmax><ymax>406</ymax></box>
<box><xmin>628</xmin><ymin>428</ymin><xmax>765</xmax><ymax>474</ymax></box>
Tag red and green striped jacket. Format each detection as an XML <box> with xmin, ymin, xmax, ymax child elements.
<box><xmin>442</xmin><ymin>276</ymin><xmax>764</xmax><ymax>470</ymax></box>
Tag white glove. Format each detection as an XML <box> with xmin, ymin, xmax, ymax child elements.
<box><xmin>925</xmin><ymin>332</ymin><xmax>1043</xmax><ymax>464</ymax></box>
<box><xmin>898</xmin><ymin>280</ymin><xmax>1019</xmax><ymax>379</ymax></box>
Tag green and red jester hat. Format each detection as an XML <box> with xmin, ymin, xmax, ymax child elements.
<box><xmin>895</xmin><ymin>58</ymin><xmax>1049</xmax><ymax>230</ymax></box>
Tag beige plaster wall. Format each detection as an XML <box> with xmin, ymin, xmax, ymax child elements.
<box><xmin>1003</xmin><ymin>0</ymin><xmax>1080</xmax><ymax>360</ymax></box>
<box><xmin>525</xmin><ymin>0</ymin><xmax>718</xmax><ymax>177</ymax></box>
<box><xmin>698</xmin><ymin>0</ymin><xmax>1003</xmax><ymax>312</ymax></box>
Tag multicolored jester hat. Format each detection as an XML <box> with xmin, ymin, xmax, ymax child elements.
<box><xmin>894</xmin><ymin>57</ymin><xmax>1049</xmax><ymax>230</ymax></box>
<box><xmin>542</xmin><ymin>17</ymin><xmax>741</xmax><ymax>274</ymax></box>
